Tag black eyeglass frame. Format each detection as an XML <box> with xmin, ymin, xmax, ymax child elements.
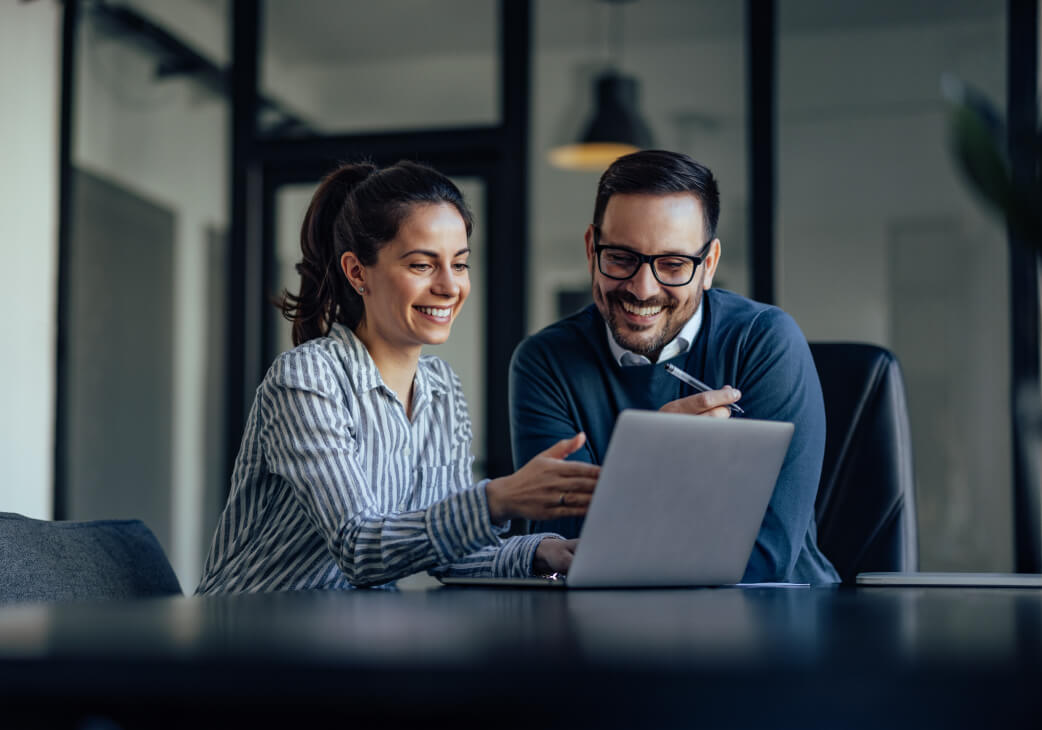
<box><xmin>591</xmin><ymin>225</ymin><xmax>714</xmax><ymax>287</ymax></box>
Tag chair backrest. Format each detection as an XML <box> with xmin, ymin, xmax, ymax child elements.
<box><xmin>0</xmin><ymin>512</ymin><xmax>182</xmax><ymax>603</ymax></box>
<box><xmin>809</xmin><ymin>343</ymin><xmax>919</xmax><ymax>583</ymax></box>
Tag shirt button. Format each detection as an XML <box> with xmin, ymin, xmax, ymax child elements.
<box><xmin>403</xmin><ymin>446</ymin><xmax>411</xmax><ymax>456</ymax></box>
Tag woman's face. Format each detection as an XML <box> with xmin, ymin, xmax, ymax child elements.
<box><xmin>349</xmin><ymin>202</ymin><xmax>471</xmax><ymax>353</ymax></box>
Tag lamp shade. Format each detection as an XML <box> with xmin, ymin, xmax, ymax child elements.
<box><xmin>549</xmin><ymin>71</ymin><xmax>655</xmax><ymax>172</ymax></box>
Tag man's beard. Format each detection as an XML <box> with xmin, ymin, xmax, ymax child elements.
<box><xmin>597</xmin><ymin>288</ymin><xmax>695</xmax><ymax>361</ymax></box>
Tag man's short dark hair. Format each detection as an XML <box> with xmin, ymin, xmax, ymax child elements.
<box><xmin>592</xmin><ymin>150</ymin><xmax>721</xmax><ymax>241</ymax></box>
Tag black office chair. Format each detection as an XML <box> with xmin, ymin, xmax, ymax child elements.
<box><xmin>809</xmin><ymin>343</ymin><xmax>919</xmax><ymax>583</ymax></box>
<box><xmin>0</xmin><ymin>512</ymin><xmax>183</xmax><ymax>603</ymax></box>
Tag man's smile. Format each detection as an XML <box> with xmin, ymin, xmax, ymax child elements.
<box><xmin>620</xmin><ymin>300</ymin><xmax>664</xmax><ymax>318</ymax></box>
<box><xmin>608</xmin><ymin>292</ymin><xmax>674</xmax><ymax>327</ymax></box>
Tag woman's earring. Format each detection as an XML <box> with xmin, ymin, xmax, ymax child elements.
<box><xmin>358</xmin><ymin>286</ymin><xmax>365</xmax><ymax>294</ymax></box>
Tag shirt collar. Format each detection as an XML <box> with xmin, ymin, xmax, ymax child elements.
<box><xmin>329</xmin><ymin>323</ymin><xmax>383</xmax><ymax>392</ymax></box>
<box><xmin>605</xmin><ymin>301</ymin><xmax>704</xmax><ymax>367</ymax></box>
<box><xmin>328</xmin><ymin>323</ymin><xmax>448</xmax><ymax>402</ymax></box>
<box><xmin>417</xmin><ymin>356</ymin><xmax>450</xmax><ymax>397</ymax></box>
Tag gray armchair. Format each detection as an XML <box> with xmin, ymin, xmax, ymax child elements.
<box><xmin>0</xmin><ymin>512</ymin><xmax>182</xmax><ymax>603</ymax></box>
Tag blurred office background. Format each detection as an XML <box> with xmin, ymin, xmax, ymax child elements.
<box><xmin>0</xmin><ymin>0</ymin><xmax>1037</xmax><ymax>591</ymax></box>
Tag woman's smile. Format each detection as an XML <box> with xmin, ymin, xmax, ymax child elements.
<box><xmin>414</xmin><ymin>304</ymin><xmax>455</xmax><ymax>323</ymax></box>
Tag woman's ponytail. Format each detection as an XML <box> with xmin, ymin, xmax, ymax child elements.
<box><xmin>279</xmin><ymin>163</ymin><xmax>375</xmax><ymax>346</ymax></box>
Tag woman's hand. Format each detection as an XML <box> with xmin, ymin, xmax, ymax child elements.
<box><xmin>485</xmin><ymin>433</ymin><xmax>600</xmax><ymax>523</ymax></box>
<box><xmin>533</xmin><ymin>538</ymin><xmax>578</xmax><ymax>576</ymax></box>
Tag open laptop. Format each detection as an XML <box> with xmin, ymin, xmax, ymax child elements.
<box><xmin>440</xmin><ymin>409</ymin><xmax>794</xmax><ymax>589</ymax></box>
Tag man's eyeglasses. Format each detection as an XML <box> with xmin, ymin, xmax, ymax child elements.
<box><xmin>592</xmin><ymin>225</ymin><xmax>712</xmax><ymax>287</ymax></box>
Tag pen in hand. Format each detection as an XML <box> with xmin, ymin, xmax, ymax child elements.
<box><xmin>663</xmin><ymin>363</ymin><xmax>745</xmax><ymax>416</ymax></box>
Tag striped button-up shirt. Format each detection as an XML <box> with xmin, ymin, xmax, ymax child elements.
<box><xmin>197</xmin><ymin>324</ymin><xmax>547</xmax><ymax>594</ymax></box>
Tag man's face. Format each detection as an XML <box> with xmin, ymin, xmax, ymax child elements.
<box><xmin>586</xmin><ymin>192</ymin><xmax>720</xmax><ymax>362</ymax></box>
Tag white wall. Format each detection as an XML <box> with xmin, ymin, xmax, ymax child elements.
<box><xmin>0</xmin><ymin>1</ymin><xmax>61</xmax><ymax>519</ymax></box>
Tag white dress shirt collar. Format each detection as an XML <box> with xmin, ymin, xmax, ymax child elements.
<box><xmin>605</xmin><ymin>302</ymin><xmax>704</xmax><ymax>367</ymax></box>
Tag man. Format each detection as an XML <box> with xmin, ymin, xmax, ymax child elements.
<box><xmin>509</xmin><ymin>150</ymin><xmax>839</xmax><ymax>584</ymax></box>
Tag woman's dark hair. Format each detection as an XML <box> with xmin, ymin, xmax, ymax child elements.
<box><xmin>279</xmin><ymin>160</ymin><xmax>473</xmax><ymax>346</ymax></box>
<box><xmin>592</xmin><ymin>150</ymin><xmax>721</xmax><ymax>241</ymax></box>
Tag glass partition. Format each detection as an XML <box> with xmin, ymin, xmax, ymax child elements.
<box><xmin>777</xmin><ymin>0</ymin><xmax>1010</xmax><ymax>571</ymax></box>
<box><xmin>67</xmin><ymin>0</ymin><xmax>232</xmax><ymax>591</ymax></box>
<box><xmin>259</xmin><ymin>0</ymin><xmax>500</xmax><ymax>136</ymax></box>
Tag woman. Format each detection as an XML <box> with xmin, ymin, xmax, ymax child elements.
<box><xmin>197</xmin><ymin>161</ymin><xmax>598</xmax><ymax>593</ymax></box>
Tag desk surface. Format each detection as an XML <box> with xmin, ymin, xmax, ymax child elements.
<box><xmin>1</xmin><ymin>585</ymin><xmax>1039</xmax><ymax>728</ymax></box>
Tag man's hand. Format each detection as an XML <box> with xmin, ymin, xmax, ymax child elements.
<box><xmin>660</xmin><ymin>386</ymin><xmax>742</xmax><ymax>418</ymax></box>
<box><xmin>532</xmin><ymin>538</ymin><xmax>578</xmax><ymax>576</ymax></box>
<box><xmin>486</xmin><ymin>433</ymin><xmax>600</xmax><ymax>524</ymax></box>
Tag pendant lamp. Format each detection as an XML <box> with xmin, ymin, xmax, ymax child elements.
<box><xmin>549</xmin><ymin>0</ymin><xmax>654</xmax><ymax>172</ymax></box>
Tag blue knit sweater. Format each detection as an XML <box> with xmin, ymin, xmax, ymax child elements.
<box><xmin>509</xmin><ymin>289</ymin><xmax>840</xmax><ymax>584</ymax></box>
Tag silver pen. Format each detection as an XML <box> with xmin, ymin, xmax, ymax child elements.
<box><xmin>664</xmin><ymin>363</ymin><xmax>745</xmax><ymax>415</ymax></box>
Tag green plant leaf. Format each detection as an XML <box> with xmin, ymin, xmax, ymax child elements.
<box><xmin>950</xmin><ymin>103</ymin><xmax>1042</xmax><ymax>244</ymax></box>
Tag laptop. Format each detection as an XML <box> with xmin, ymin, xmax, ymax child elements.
<box><xmin>440</xmin><ymin>409</ymin><xmax>794</xmax><ymax>589</ymax></box>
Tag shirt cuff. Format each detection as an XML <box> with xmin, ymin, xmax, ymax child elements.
<box><xmin>492</xmin><ymin>532</ymin><xmax>564</xmax><ymax>578</ymax></box>
<box><xmin>425</xmin><ymin>481</ymin><xmax>503</xmax><ymax>565</ymax></box>
<box><xmin>473</xmin><ymin>478</ymin><xmax>511</xmax><ymax>536</ymax></box>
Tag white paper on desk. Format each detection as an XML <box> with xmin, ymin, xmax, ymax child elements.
<box><xmin>734</xmin><ymin>582</ymin><xmax>810</xmax><ymax>588</ymax></box>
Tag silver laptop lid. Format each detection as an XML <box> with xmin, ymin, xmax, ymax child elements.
<box><xmin>566</xmin><ymin>410</ymin><xmax>793</xmax><ymax>588</ymax></box>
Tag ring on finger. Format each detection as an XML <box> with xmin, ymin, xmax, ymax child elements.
<box><xmin>558</xmin><ymin>492</ymin><xmax>566</xmax><ymax>506</ymax></box>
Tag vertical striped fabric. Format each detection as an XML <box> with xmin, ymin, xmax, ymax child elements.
<box><xmin>197</xmin><ymin>324</ymin><xmax>547</xmax><ymax>594</ymax></box>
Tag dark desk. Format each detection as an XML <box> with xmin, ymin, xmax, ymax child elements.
<box><xmin>0</xmin><ymin>586</ymin><xmax>1039</xmax><ymax>729</ymax></box>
